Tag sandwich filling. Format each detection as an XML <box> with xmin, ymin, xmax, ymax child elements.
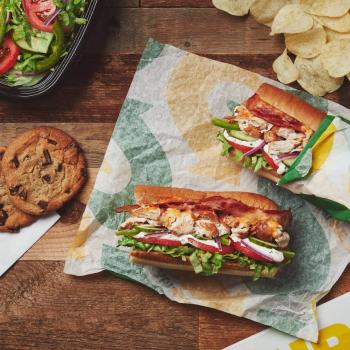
<box><xmin>213</xmin><ymin>93</ymin><xmax>314</xmax><ymax>175</ymax></box>
<box><xmin>116</xmin><ymin>196</ymin><xmax>295</xmax><ymax>279</ymax></box>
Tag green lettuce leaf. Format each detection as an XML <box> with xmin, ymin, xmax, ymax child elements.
<box><xmin>117</xmin><ymin>236</ymin><xmax>277</xmax><ymax>280</ymax></box>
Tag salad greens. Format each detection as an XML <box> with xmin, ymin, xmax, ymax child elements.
<box><xmin>0</xmin><ymin>0</ymin><xmax>88</xmax><ymax>87</ymax></box>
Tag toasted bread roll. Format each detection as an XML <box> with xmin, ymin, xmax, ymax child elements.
<box><xmin>130</xmin><ymin>250</ymin><xmax>280</xmax><ymax>278</ymax></box>
<box><xmin>134</xmin><ymin>184</ymin><xmax>279</xmax><ymax>211</ymax></box>
<box><xmin>255</xmin><ymin>83</ymin><xmax>325</xmax><ymax>131</ymax></box>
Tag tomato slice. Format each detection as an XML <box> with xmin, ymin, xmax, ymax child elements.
<box><xmin>136</xmin><ymin>235</ymin><xmax>182</xmax><ymax>247</ymax></box>
<box><xmin>227</xmin><ymin>140</ymin><xmax>254</xmax><ymax>153</ymax></box>
<box><xmin>187</xmin><ymin>238</ymin><xmax>238</xmax><ymax>254</ymax></box>
<box><xmin>232</xmin><ymin>241</ymin><xmax>270</xmax><ymax>263</ymax></box>
<box><xmin>136</xmin><ymin>234</ymin><xmax>270</xmax><ymax>263</ymax></box>
<box><xmin>22</xmin><ymin>0</ymin><xmax>56</xmax><ymax>32</ymax></box>
<box><xmin>262</xmin><ymin>151</ymin><xmax>279</xmax><ymax>171</ymax></box>
<box><xmin>0</xmin><ymin>36</ymin><xmax>20</xmax><ymax>76</ymax></box>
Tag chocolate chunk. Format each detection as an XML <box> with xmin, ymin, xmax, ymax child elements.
<box><xmin>19</xmin><ymin>190</ymin><xmax>27</xmax><ymax>200</ymax></box>
<box><xmin>38</xmin><ymin>200</ymin><xmax>48</xmax><ymax>210</ymax></box>
<box><xmin>42</xmin><ymin>149</ymin><xmax>52</xmax><ymax>166</ymax></box>
<box><xmin>0</xmin><ymin>203</ymin><xmax>3</xmax><ymax>209</ymax></box>
<box><xmin>48</xmin><ymin>139</ymin><xmax>57</xmax><ymax>145</ymax></box>
<box><xmin>57</xmin><ymin>163</ymin><xmax>63</xmax><ymax>172</ymax></box>
<box><xmin>42</xmin><ymin>175</ymin><xmax>51</xmax><ymax>183</ymax></box>
<box><xmin>9</xmin><ymin>185</ymin><xmax>21</xmax><ymax>195</ymax></box>
<box><xmin>80</xmin><ymin>168</ymin><xmax>87</xmax><ymax>178</ymax></box>
<box><xmin>0</xmin><ymin>209</ymin><xmax>8</xmax><ymax>226</ymax></box>
<box><xmin>64</xmin><ymin>188</ymin><xmax>71</xmax><ymax>194</ymax></box>
<box><xmin>12</xmin><ymin>156</ymin><xmax>19</xmax><ymax>168</ymax></box>
<box><xmin>0</xmin><ymin>151</ymin><xmax>4</xmax><ymax>160</ymax></box>
<box><xmin>10</xmin><ymin>227</ymin><xmax>20</xmax><ymax>233</ymax></box>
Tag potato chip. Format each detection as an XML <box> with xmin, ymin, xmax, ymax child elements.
<box><xmin>272</xmin><ymin>49</ymin><xmax>299</xmax><ymax>84</ymax></box>
<box><xmin>271</xmin><ymin>4</ymin><xmax>313</xmax><ymax>35</ymax></box>
<box><xmin>320</xmin><ymin>39</ymin><xmax>350</xmax><ymax>77</ymax></box>
<box><xmin>212</xmin><ymin>0</ymin><xmax>255</xmax><ymax>16</ymax></box>
<box><xmin>315</xmin><ymin>13</ymin><xmax>350</xmax><ymax>33</ymax></box>
<box><xmin>325</xmin><ymin>28</ymin><xmax>350</xmax><ymax>42</ymax></box>
<box><xmin>285</xmin><ymin>23</ymin><xmax>326</xmax><ymax>58</ymax></box>
<box><xmin>250</xmin><ymin>0</ymin><xmax>291</xmax><ymax>27</ymax></box>
<box><xmin>300</xmin><ymin>0</ymin><xmax>350</xmax><ymax>17</ymax></box>
<box><xmin>295</xmin><ymin>56</ymin><xmax>344</xmax><ymax>96</ymax></box>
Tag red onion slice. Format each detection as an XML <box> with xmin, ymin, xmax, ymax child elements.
<box><xmin>277</xmin><ymin>151</ymin><xmax>300</xmax><ymax>161</ymax></box>
<box><xmin>5</xmin><ymin>11</ymin><xmax>11</xmax><ymax>24</ymax></box>
<box><xmin>214</xmin><ymin>236</ymin><xmax>223</xmax><ymax>252</ymax></box>
<box><xmin>44</xmin><ymin>8</ymin><xmax>61</xmax><ymax>26</ymax></box>
<box><xmin>140</xmin><ymin>230</ymin><xmax>173</xmax><ymax>237</ymax></box>
<box><xmin>243</xmin><ymin>140</ymin><xmax>266</xmax><ymax>157</ymax></box>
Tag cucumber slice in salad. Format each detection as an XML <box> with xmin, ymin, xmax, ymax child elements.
<box><xmin>228</xmin><ymin>130</ymin><xmax>259</xmax><ymax>142</ymax></box>
<box><xmin>14</xmin><ymin>32</ymin><xmax>54</xmax><ymax>54</ymax></box>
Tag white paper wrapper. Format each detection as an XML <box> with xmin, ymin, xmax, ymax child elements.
<box><xmin>64</xmin><ymin>39</ymin><xmax>350</xmax><ymax>342</ymax></box>
<box><xmin>225</xmin><ymin>292</ymin><xmax>350</xmax><ymax>349</ymax></box>
<box><xmin>0</xmin><ymin>213</ymin><xmax>60</xmax><ymax>276</ymax></box>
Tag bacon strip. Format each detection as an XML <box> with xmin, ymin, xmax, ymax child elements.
<box><xmin>115</xmin><ymin>196</ymin><xmax>291</xmax><ymax>229</ymax></box>
<box><xmin>245</xmin><ymin>94</ymin><xmax>305</xmax><ymax>132</ymax></box>
<box><xmin>115</xmin><ymin>204</ymin><xmax>140</xmax><ymax>213</ymax></box>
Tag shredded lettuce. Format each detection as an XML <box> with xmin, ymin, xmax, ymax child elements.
<box><xmin>53</xmin><ymin>0</ymin><xmax>88</xmax><ymax>28</ymax></box>
<box><xmin>117</xmin><ymin>236</ymin><xmax>277</xmax><ymax>280</ymax></box>
<box><xmin>216</xmin><ymin>131</ymin><xmax>271</xmax><ymax>172</ymax></box>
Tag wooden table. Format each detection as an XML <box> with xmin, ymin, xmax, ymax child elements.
<box><xmin>1</xmin><ymin>1</ymin><xmax>350</xmax><ymax>349</ymax></box>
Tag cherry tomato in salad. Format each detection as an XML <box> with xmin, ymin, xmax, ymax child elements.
<box><xmin>262</xmin><ymin>151</ymin><xmax>279</xmax><ymax>171</ymax></box>
<box><xmin>22</xmin><ymin>0</ymin><xmax>56</xmax><ymax>33</ymax></box>
<box><xmin>0</xmin><ymin>35</ymin><xmax>20</xmax><ymax>76</ymax></box>
<box><xmin>232</xmin><ymin>241</ymin><xmax>271</xmax><ymax>263</ymax></box>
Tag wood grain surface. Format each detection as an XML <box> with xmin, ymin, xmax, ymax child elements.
<box><xmin>1</xmin><ymin>1</ymin><xmax>349</xmax><ymax>349</ymax></box>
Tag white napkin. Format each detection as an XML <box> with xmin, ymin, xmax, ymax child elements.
<box><xmin>0</xmin><ymin>213</ymin><xmax>60</xmax><ymax>276</ymax></box>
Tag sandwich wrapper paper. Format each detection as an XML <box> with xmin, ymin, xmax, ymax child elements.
<box><xmin>64</xmin><ymin>39</ymin><xmax>350</xmax><ymax>342</ymax></box>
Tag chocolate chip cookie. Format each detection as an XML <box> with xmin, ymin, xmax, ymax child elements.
<box><xmin>2</xmin><ymin>127</ymin><xmax>87</xmax><ymax>216</ymax></box>
<box><xmin>0</xmin><ymin>147</ymin><xmax>36</xmax><ymax>232</ymax></box>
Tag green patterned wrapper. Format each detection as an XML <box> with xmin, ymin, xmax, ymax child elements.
<box><xmin>279</xmin><ymin>115</ymin><xmax>350</xmax><ymax>221</ymax></box>
<box><xmin>64</xmin><ymin>39</ymin><xmax>350</xmax><ymax>342</ymax></box>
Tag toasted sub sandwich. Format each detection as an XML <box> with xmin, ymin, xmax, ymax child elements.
<box><xmin>115</xmin><ymin>185</ymin><xmax>295</xmax><ymax>280</ymax></box>
<box><xmin>213</xmin><ymin>83</ymin><xmax>326</xmax><ymax>182</ymax></box>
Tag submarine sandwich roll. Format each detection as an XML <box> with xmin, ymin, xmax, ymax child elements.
<box><xmin>115</xmin><ymin>185</ymin><xmax>295</xmax><ymax>280</ymax></box>
<box><xmin>213</xmin><ymin>83</ymin><xmax>326</xmax><ymax>182</ymax></box>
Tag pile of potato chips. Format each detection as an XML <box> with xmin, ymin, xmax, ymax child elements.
<box><xmin>212</xmin><ymin>0</ymin><xmax>350</xmax><ymax>96</ymax></box>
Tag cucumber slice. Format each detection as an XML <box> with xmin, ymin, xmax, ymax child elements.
<box><xmin>282</xmin><ymin>157</ymin><xmax>297</xmax><ymax>167</ymax></box>
<box><xmin>249</xmin><ymin>236</ymin><xmax>278</xmax><ymax>249</ymax></box>
<box><xmin>249</xmin><ymin>237</ymin><xmax>295</xmax><ymax>259</ymax></box>
<box><xmin>14</xmin><ymin>32</ymin><xmax>54</xmax><ymax>54</ymax></box>
<box><xmin>116</xmin><ymin>228</ymin><xmax>139</xmax><ymax>237</ymax></box>
<box><xmin>134</xmin><ymin>224</ymin><xmax>164</xmax><ymax>232</ymax></box>
<box><xmin>283</xmin><ymin>250</ymin><xmax>295</xmax><ymax>259</ymax></box>
<box><xmin>228</xmin><ymin>130</ymin><xmax>259</xmax><ymax>142</ymax></box>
